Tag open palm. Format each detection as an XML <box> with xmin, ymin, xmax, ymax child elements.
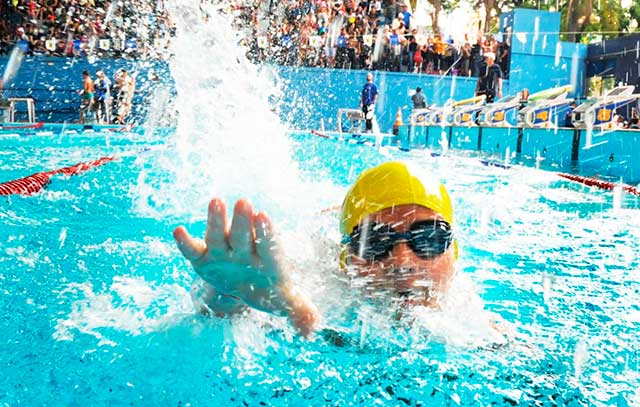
<box><xmin>174</xmin><ymin>198</ymin><xmax>318</xmax><ymax>335</ymax></box>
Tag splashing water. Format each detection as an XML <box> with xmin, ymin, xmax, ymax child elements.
<box><xmin>613</xmin><ymin>180</ymin><xmax>623</xmax><ymax>211</ymax></box>
<box><xmin>574</xmin><ymin>339</ymin><xmax>589</xmax><ymax>381</ymax></box>
<box><xmin>531</xmin><ymin>17</ymin><xmax>539</xmax><ymax>55</ymax></box>
<box><xmin>2</xmin><ymin>44</ymin><xmax>25</xmax><ymax>85</ymax></box>
<box><xmin>138</xmin><ymin>0</ymin><xmax>303</xmax><ymax>220</ymax></box>
<box><xmin>542</xmin><ymin>273</ymin><xmax>555</xmax><ymax>305</ymax></box>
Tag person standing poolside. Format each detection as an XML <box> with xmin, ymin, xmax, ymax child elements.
<box><xmin>94</xmin><ymin>69</ymin><xmax>112</xmax><ymax>124</ymax></box>
<box><xmin>360</xmin><ymin>72</ymin><xmax>378</xmax><ymax>133</ymax></box>
<box><xmin>475</xmin><ymin>52</ymin><xmax>502</xmax><ymax>103</ymax></box>
<box><xmin>518</xmin><ymin>88</ymin><xmax>529</xmax><ymax>110</ymax></box>
<box><xmin>114</xmin><ymin>69</ymin><xmax>135</xmax><ymax>124</ymax></box>
<box><xmin>470</xmin><ymin>35</ymin><xmax>483</xmax><ymax>77</ymax></box>
<box><xmin>79</xmin><ymin>70</ymin><xmax>94</xmax><ymax>124</ymax></box>
<box><xmin>630</xmin><ymin>108</ymin><xmax>639</xmax><ymax>129</ymax></box>
<box><xmin>174</xmin><ymin>162</ymin><xmax>465</xmax><ymax>337</ymax></box>
<box><xmin>411</xmin><ymin>87</ymin><xmax>426</xmax><ymax>110</ymax></box>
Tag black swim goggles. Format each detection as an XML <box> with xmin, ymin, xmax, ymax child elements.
<box><xmin>343</xmin><ymin>219</ymin><xmax>454</xmax><ymax>262</ymax></box>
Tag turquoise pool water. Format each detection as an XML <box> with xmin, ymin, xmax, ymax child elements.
<box><xmin>1</xmin><ymin>127</ymin><xmax>639</xmax><ymax>406</ymax></box>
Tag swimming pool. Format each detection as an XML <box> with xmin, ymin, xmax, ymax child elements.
<box><xmin>1</xmin><ymin>124</ymin><xmax>639</xmax><ymax>406</ymax></box>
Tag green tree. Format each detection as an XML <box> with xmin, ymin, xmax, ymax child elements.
<box><xmin>427</xmin><ymin>0</ymin><xmax>460</xmax><ymax>35</ymax></box>
<box><xmin>476</xmin><ymin>0</ymin><xmax>525</xmax><ymax>34</ymax></box>
<box><xmin>454</xmin><ymin>0</ymin><xmax>630</xmax><ymax>40</ymax></box>
<box><xmin>630</xmin><ymin>0</ymin><xmax>640</xmax><ymax>28</ymax></box>
<box><xmin>562</xmin><ymin>0</ymin><xmax>630</xmax><ymax>41</ymax></box>
<box><xmin>561</xmin><ymin>0</ymin><xmax>593</xmax><ymax>42</ymax></box>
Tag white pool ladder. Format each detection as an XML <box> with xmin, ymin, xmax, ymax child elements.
<box><xmin>1</xmin><ymin>97</ymin><xmax>37</xmax><ymax>123</ymax></box>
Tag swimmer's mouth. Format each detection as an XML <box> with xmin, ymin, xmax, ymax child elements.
<box><xmin>396</xmin><ymin>290</ymin><xmax>416</xmax><ymax>298</ymax></box>
<box><xmin>394</xmin><ymin>289</ymin><xmax>433</xmax><ymax>306</ymax></box>
<box><xmin>349</xmin><ymin>273</ymin><xmax>436</xmax><ymax>304</ymax></box>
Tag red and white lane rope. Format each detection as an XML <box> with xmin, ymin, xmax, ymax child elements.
<box><xmin>0</xmin><ymin>156</ymin><xmax>115</xmax><ymax>196</ymax></box>
<box><xmin>557</xmin><ymin>172</ymin><xmax>640</xmax><ymax>196</ymax></box>
<box><xmin>0</xmin><ymin>122</ymin><xmax>44</xmax><ymax>130</ymax></box>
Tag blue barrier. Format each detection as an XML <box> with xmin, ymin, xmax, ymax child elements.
<box><xmin>402</xmin><ymin>124</ymin><xmax>640</xmax><ymax>183</ymax></box>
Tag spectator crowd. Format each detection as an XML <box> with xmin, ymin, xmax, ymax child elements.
<box><xmin>0</xmin><ymin>0</ymin><xmax>173</xmax><ymax>59</ymax></box>
<box><xmin>0</xmin><ymin>0</ymin><xmax>511</xmax><ymax>78</ymax></box>
<box><xmin>239</xmin><ymin>0</ymin><xmax>511</xmax><ymax>78</ymax></box>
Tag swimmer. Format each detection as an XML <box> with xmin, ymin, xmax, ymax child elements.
<box><xmin>174</xmin><ymin>162</ymin><xmax>467</xmax><ymax>338</ymax></box>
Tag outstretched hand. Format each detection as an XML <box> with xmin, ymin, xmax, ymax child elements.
<box><xmin>173</xmin><ymin>198</ymin><xmax>318</xmax><ymax>336</ymax></box>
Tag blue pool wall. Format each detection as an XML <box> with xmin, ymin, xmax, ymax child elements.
<box><xmin>0</xmin><ymin>56</ymin><xmax>173</xmax><ymax>124</ymax></box>
<box><xmin>401</xmin><ymin>125</ymin><xmax>640</xmax><ymax>183</ymax></box>
<box><xmin>500</xmin><ymin>9</ymin><xmax>588</xmax><ymax>98</ymax></box>
<box><xmin>275</xmin><ymin>66</ymin><xmax>479</xmax><ymax>132</ymax></box>
<box><xmin>0</xmin><ymin>55</ymin><xmax>481</xmax><ymax>131</ymax></box>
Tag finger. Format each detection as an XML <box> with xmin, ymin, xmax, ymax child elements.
<box><xmin>205</xmin><ymin>198</ymin><xmax>228</xmax><ymax>251</ymax></box>
<box><xmin>173</xmin><ymin>226</ymin><xmax>206</xmax><ymax>262</ymax></box>
<box><xmin>228</xmin><ymin>199</ymin><xmax>255</xmax><ymax>257</ymax></box>
<box><xmin>253</xmin><ymin>211</ymin><xmax>281</xmax><ymax>271</ymax></box>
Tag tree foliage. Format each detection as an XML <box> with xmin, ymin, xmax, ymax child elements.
<box><xmin>481</xmin><ymin>0</ymin><xmax>634</xmax><ymax>41</ymax></box>
<box><xmin>631</xmin><ymin>0</ymin><xmax>640</xmax><ymax>28</ymax></box>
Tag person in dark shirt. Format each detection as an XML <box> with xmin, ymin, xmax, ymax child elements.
<box><xmin>94</xmin><ymin>69</ymin><xmax>111</xmax><ymax>124</ymax></box>
<box><xmin>411</xmin><ymin>87</ymin><xmax>426</xmax><ymax>109</ymax></box>
<box><xmin>564</xmin><ymin>102</ymin><xmax>576</xmax><ymax>128</ymax></box>
<box><xmin>470</xmin><ymin>35</ymin><xmax>483</xmax><ymax>77</ymax></box>
<box><xmin>499</xmin><ymin>41</ymin><xmax>510</xmax><ymax>78</ymax></box>
<box><xmin>407</xmin><ymin>29</ymin><xmax>419</xmax><ymax>72</ymax></box>
<box><xmin>475</xmin><ymin>52</ymin><xmax>502</xmax><ymax>103</ymax></box>
<box><xmin>630</xmin><ymin>108</ymin><xmax>640</xmax><ymax>129</ymax></box>
<box><xmin>360</xmin><ymin>72</ymin><xmax>378</xmax><ymax>132</ymax></box>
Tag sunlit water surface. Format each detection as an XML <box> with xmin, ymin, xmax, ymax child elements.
<box><xmin>1</xmin><ymin>128</ymin><xmax>639</xmax><ymax>406</ymax></box>
<box><xmin>2</xmin><ymin>0</ymin><xmax>640</xmax><ymax>405</ymax></box>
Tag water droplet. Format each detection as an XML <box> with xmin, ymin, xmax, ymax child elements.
<box><xmin>573</xmin><ymin>339</ymin><xmax>589</xmax><ymax>380</ymax></box>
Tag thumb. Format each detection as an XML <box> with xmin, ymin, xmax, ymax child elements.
<box><xmin>173</xmin><ymin>226</ymin><xmax>206</xmax><ymax>262</ymax></box>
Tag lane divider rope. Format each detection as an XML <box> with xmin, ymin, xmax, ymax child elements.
<box><xmin>0</xmin><ymin>122</ymin><xmax>44</xmax><ymax>130</ymax></box>
<box><xmin>557</xmin><ymin>172</ymin><xmax>639</xmax><ymax>196</ymax></box>
<box><xmin>0</xmin><ymin>156</ymin><xmax>115</xmax><ymax>196</ymax></box>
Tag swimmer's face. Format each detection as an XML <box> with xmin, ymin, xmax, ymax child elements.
<box><xmin>345</xmin><ymin>204</ymin><xmax>455</xmax><ymax>307</ymax></box>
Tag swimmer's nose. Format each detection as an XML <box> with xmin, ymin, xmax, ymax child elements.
<box><xmin>388</xmin><ymin>243</ymin><xmax>428</xmax><ymax>291</ymax></box>
<box><xmin>391</xmin><ymin>241</ymin><xmax>419</xmax><ymax>268</ymax></box>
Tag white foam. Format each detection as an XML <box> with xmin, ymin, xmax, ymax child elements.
<box><xmin>53</xmin><ymin>276</ymin><xmax>193</xmax><ymax>343</ymax></box>
<box><xmin>136</xmin><ymin>0</ymin><xmax>306</xmax><ymax>222</ymax></box>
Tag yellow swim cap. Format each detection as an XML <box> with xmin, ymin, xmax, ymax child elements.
<box><xmin>340</xmin><ymin>161</ymin><xmax>455</xmax><ymax>235</ymax></box>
